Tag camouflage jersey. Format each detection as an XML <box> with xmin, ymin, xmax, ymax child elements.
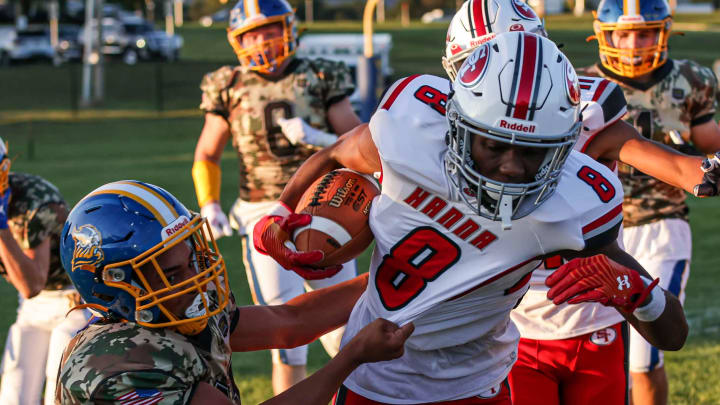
<box><xmin>200</xmin><ymin>57</ymin><xmax>355</xmax><ymax>202</ymax></box>
<box><xmin>579</xmin><ymin>60</ymin><xmax>718</xmax><ymax>227</ymax></box>
<box><xmin>1</xmin><ymin>172</ymin><xmax>70</xmax><ymax>290</ymax></box>
<box><xmin>57</xmin><ymin>294</ymin><xmax>241</xmax><ymax>404</ymax></box>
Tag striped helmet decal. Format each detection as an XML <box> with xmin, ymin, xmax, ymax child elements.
<box><xmin>467</xmin><ymin>0</ymin><xmax>491</xmax><ymax>38</ymax></box>
<box><xmin>505</xmin><ymin>33</ymin><xmax>543</xmax><ymax>121</ymax></box>
<box><xmin>87</xmin><ymin>181</ymin><xmax>179</xmax><ymax>227</ymax></box>
<box><xmin>622</xmin><ymin>0</ymin><xmax>641</xmax><ymax>16</ymax></box>
<box><xmin>244</xmin><ymin>0</ymin><xmax>261</xmax><ymax>18</ymax></box>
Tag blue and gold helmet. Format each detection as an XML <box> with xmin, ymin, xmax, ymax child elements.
<box><xmin>227</xmin><ymin>0</ymin><xmax>298</xmax><ymax>74</ymax></box>
<box><xmin>591</xmin><ymin>0</ymin><xmax>673</xmax><ymax>78</ymax></box>
<box><xmin>60</xmin><ymin>181</ymin><xmax>230</xmax><ymax>335</ymax></box>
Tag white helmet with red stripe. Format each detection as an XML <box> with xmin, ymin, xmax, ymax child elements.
<box><xmin>443</xmin><ymin>0</ymin><xmax>547</xmax><ymax>81</ymax></box>
<box><xmin>445</xmin><ymin>32</ymin><xmax>581</xmax><ymax>228</ymax></box>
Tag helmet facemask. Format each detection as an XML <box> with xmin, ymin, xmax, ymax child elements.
<box><xmin>228</xmin><ymin>16</ymin><xmax>297</xmax><ymax>74</ymax></box>
<box><xmin>101</xmin><ymin>215</ymin><xmax>230</xmax><ymax>335</ymax></box>
<box><xmin>445</xmin><ymin>99</ymin><xmax>579</xmax><ymax>230</ymax></box>
<box><xmin>593</xmin><ymin>16</ymin><xmax>672</xmax><ymax>78</ymax></box>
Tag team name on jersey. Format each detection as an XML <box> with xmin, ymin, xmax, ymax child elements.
<box><xmin>404</xmin><ymin>187</ymin><xmax>498</xmax><ymax>251</ymax></box>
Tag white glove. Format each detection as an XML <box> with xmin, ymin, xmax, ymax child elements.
<box><xmin>278</xmin><ymin>117</ymin><xmax>338</xmax><ymax>147</ymax></box>
<box><xmin>201</xmin><ymin>202</ymin><xmax>233</xmax><ymax>240</ymax></box>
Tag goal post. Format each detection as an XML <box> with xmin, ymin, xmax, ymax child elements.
<box><xmin>358</xmin><ymin>0</ymin><xmax>382</xmax><ymax>121</ymax></box>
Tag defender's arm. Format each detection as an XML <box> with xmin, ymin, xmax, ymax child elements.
<box><xmin>584</xmin><ymin>119</ymin><xmax>705</xmax><ymax>193</ymax></box>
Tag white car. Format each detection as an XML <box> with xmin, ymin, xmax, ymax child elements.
<box><xmin>0</xmin><ymin>27</ymin><xmax>60</xmax><ymax>66</ymax></box>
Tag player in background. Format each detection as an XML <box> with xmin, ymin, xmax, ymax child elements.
<box><xmin>56</xmin><ymin>180</ymin><xmax>412</xmax><ymax>405</ymax></box>
<box><xmin>579</xmin><ymin>1</ymin><xmax>720</xmax><ymax>404</ymax></box>
<box><xmin>256</xmin><ymin>33</ymin><xmax>688</xmax><ymax>404</ymax></box>
<box><xmin>191</xmin><ymin>0</ymin><xmax>362</xmax><ymax>393</ymax></box>
<box><xmin>0</xmin><ymin>138</ymin><xmax>90</xmax><ymax>405</ymax></box>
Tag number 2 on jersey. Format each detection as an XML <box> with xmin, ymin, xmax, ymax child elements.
<box><xmin>376</xmin><ymin>227</ymin><xmax>461</xmax><ymax>310</ymax></box>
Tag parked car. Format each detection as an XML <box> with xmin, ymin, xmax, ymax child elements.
<box><xmin>0</xmin><ymin>27</ymin><xmax>60</xmax><ymax>66</ymax></box>
<box><xmin>56</xmin><ymin>24</ymin><xmax>82</xmax><ymax>62</ymax></box>
<box><xmin>78</xmin><ymin>17</ymin><xmax>182</xmax><ymax>64</ymax></box>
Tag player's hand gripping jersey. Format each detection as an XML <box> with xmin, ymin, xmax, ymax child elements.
<box><xmin>512</xmin><ymin>75</ymin><xmax>630</xmax><ymax>339</ymax></box>
<box><xmin>339</xmin><ymin>74</ymin><xmax>625</xmax><ymax>403</ymax></box>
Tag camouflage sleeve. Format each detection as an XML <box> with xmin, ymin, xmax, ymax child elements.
<box><xmin>199</xmin><ymin>65</ymin><xmax>236</xmax><ymax>118</ymax></box>
<box><xmin>316</xmin><ymin>59</ymin><xmax>356</xmax><ymax>107</ymax></box>
<box><xmin>90</xmin><ymin>371</ymin><xmax>192</xmax><ymax>405</ymax></box>
<box><xmin>685</xmin><ymin>61</ymin><xmax>718</xmax><ymax>126</ymax></box>
<box><xmin>26</xmin><ymin>202</ymin><xmax>65</xmax><ymax>249</ymax></box>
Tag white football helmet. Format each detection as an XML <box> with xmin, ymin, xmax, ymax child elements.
<box><xmin>443</xmin><ymin>0</ymin><xmax>547</xmax><ymax>81</ymax></box>
<box><xmin>445</xmin><ymin>32</ymin><xmax>581</xmax><ymax>229</ymax></box>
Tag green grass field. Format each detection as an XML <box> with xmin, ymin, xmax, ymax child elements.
<box><xmin>1</xmin><ymin>13</ymin><xmax>719</xmax><ymax>404</ymax></box>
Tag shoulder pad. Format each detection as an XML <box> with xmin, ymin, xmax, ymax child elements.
<box><xmin>58</xmin><ymin>323</ymin><xmax>205</xmax><ymax>403</ymax></box>
<box><xmin>576</xmin><ymin>76</ymin><xmax>627</xmax><ymax>152</ymax></box>
<box><xmin>377</xmin><ymin>74</ymin><xmax>451</xmax><ymax>117</ymax></box>
<box><xmin>541</xmin><ymin>151</ymin><xmax>624</xmax><ymax>251</ymax></box>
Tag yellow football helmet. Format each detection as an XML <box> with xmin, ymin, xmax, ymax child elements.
<box><xmin>590</xmin><ymin>0</ymin><xmax>673</xmax><ymax>78</ymax></box>
<box><xmin>227</xmin><ymin>0</ymin><xmax>298</xmax><ymax>74</ymax></box>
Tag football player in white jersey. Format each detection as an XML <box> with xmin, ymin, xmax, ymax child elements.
<box><xmin>254</xmin><ymin>32</ymin><xmax>688</xmax><ymax>404</ymax></box>
<box><xmin>441</xmin><ymin>2</ymin><xmax>720</xmax><ymax>404</ymax></box>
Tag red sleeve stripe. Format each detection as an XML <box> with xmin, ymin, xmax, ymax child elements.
<box><xmin>592</xmin><ymin>79</ymin><xmax>610</xmax><ymax>102</ymax></box>
<box><xmin>582</xmin><ymin>203</ymin><xmax>623</xmax><ymax>239</ymax></box>
<box><xmin>380</xmin><ymin>74</ymin><xmax>421</xmax><ymax>111</ymax></box>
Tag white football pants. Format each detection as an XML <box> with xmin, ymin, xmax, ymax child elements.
<box><xmin>0</xmin><ymin>289</ymin><xmax>91</xmax><ymax>405</ymax></box>
<box><xmin>230</xmin><ymin>199</ymin><xmax>358</xmax><ymax>365</ymax></box>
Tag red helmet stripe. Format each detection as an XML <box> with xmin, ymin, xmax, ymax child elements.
<box><xmin>512</xmin><ymin>34</ymin><xmax>539</xmax><ymax>120</ymax></box>
<box><xmin>471</xmin><ymin>0</ymin><xmax>488</xmax><ymax>37</ymax></box>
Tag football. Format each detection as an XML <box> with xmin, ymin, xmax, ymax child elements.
<box><xmin>293</xmin><ymin>169</ymin><xmax>380</xmax><ymax>267</ymax></box>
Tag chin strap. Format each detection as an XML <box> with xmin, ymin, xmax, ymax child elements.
<box><xmin>499</xmin><ymin>195</ymin><xmax>513</xmax><ymax>230</ymax></box>
<box><xmin>66</xmin><ymin>303</ymin><xmax>112</xmax><ymax>318</ymax></box>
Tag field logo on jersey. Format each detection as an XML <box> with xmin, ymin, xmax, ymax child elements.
<box><xmin>590</xmin><ymin>327</ymin><xmax>617</xmax><ymax>346</ymax></box>
<box><xmin>564</xmin><ymin>59</ymin><xmax>580</xmax><ymax>105</ymax></box>
<box><xmin>458</xmin><ymin>43</ymin><xmax>490</xmax><ymax>88</ymax></box>
<box><xmin>511</xmin><ymin>0</ymin><xmax>538</xmax><ymax>20</ymax></box>
<box><xmin>71</xmin><ymin>224</ymin><xmax>105</xmax><ymax>273</ymax></box>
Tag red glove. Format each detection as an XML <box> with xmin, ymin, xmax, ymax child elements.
<box><xmin>546</xmin><ymin>254</ymin><xmax>659</xmax><ymax>312</ymax></box>
<box><xmin>253</xmin><ymin>206</ymin><xmax>343</xmax><ymax>280</ymax></box>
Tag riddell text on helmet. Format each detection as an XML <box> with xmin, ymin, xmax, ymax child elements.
<box><xmin>498</xmin><ymin>119</ymin><xmax>536</xmax><ymax>133</ymax></box>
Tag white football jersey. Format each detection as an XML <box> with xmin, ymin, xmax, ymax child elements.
<box><xmin>340</xmin><ymin>75</ymin><xmax>625</xmax><ymax>403</ymax></box>
<box><xmin>511</xmin><ymin>75</ymin><xmax>628</xmax><ymax>340</ymax></box>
